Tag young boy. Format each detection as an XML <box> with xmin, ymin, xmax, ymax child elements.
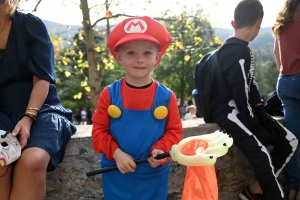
<box><xmin>201</xmin><ymin>0</ymin><xmax>297</xmax><ymax>199</ymax></box>
<box><xmin>91</xmin><ymin>16</ymin><xmax>183</xmax><ymax>199</ymax></box>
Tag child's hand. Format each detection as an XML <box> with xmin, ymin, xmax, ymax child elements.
<box><xmin>113</xmin><ymin>148</ymin><xmax>136</xmax><ymax>174</ymax></box>
<box><xmin>148</xmin><ymin>149</ymin><xmax>166</xmax><ymax>168</ymax></box>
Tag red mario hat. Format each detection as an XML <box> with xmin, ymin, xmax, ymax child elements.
<box><xmin>108</xmin><ymin>16</ymin><xmax>171</xmax><ymax>62</ymax></box>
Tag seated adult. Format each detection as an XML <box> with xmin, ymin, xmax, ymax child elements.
<box><xmin>0</xmin><ymin>1</ymin><xmax>76</xmax><ymax>199</ymax></box>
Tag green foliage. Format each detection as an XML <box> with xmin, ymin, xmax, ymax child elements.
<box><xmin>46</xmin><ymin>2</ymin><xmax>278</xmax><ymax>108</ymax></box>
<box><xmin>99</xmin><ymin>64</ymin><xmax>126</xmax><ymax>91</ymax></box>
<box><xmin>54</xmin><ymin>29</ymin><xmax>125</xmax><ymax>109</ymax></box>
<box><xmin>252</xmin><ymin>46</ymin><xmax>279</xmax><ymax>99</ymax></box>
<box><xmin>154</xmin><ymin>6</ymin><xmax>217</xmax><ymax>105</ymax></box>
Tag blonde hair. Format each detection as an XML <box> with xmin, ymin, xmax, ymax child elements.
<box><xmin>6</xmin><ymin>0</ymin><xmax>19</xmax><ymax>16</ymax></box>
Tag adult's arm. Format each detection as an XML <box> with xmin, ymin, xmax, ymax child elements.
<box><xmin>12</xmin><ymin>13</ymin><xmax>54</xmax><ymax>148</ymax></box>
<box><xmin>24</xmin><ymin>13</ymin><xmax>56</xmax><ymax>82</ymax></box>
<box><xmin>273</xmin><ymin>37</ymin><xmax>281</xmax><ymax>71</ymax></box>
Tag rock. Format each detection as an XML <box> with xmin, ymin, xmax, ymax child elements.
<box><xmin>46</xmin><ymin>117</ymin><xmax>286</xmax><ymax>199</ymax></box>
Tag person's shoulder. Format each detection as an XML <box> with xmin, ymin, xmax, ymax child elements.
<box><xmin>219</xmin><ymin>37</ymin><xmax>249</xmax><ymax>58</ymax></box>
<box><xmin>221</xmin><ymin>37</ymin><xmax>249</xmax><ymax>51</ymax></box>
<box><xmin>153</xmin><ymin>80</ymin><xmax>171</xmax><ymax>91</ymax></box>
<box><xmin>15</xmin><ymin>10</ymin><xmax>47</xmax><ymax>28</ymax></box>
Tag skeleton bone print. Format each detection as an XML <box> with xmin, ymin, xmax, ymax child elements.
<box><xmin>248</xmin><ymin>49</ymin><xmax>259</xmax><ymax>91</ymax></box>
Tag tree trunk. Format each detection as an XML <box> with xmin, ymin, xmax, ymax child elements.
<box><xmin>80</xmin><ymin>0</ymin><xmax>101</xmax><ymax>112</ymax></box>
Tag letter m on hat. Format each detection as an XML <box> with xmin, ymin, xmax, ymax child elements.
<box><xmin>124</xmin><ymin>19</ymin><xmax>148</xmax><ymax>34</ymax></box>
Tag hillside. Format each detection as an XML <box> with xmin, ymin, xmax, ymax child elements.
<box><xmin>43</xmin><ymin>19</ymin><xmax>82</xmax><ymax>38</ymax></box>
<box><xmin>43</xmin><ymin>19</ymin><xmax>274</xmax><ymax>49</ymax></box>
<box><xmin>42</xmin><ymin>19</ymin><xmax>277</xmax><ymax>99</ymax></box>
<box><xmin>214</xmin><ymin>27</ymin><xmax>274</xmax><ymax>48</ymax></box>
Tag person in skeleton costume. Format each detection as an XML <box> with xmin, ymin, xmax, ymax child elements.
<box><xmin>92</xmin><ymin>16</ymin><xmax>183</xmax><ymax>199</ymax></box>
<box><xmin>207</xmin><ymin>1</ymin><xmax>298</xmax><ymax>200</ymax></box>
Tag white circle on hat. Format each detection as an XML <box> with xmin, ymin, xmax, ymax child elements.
<box><xmin>124</xmin><ymin>19</ymin><xmax>148</xmax><ymax>34</ymax></box>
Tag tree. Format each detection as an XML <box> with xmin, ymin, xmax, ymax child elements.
<box><xmin>254</xmin><ymin>61</ymin><xmax>279</xmax><ymax>99</ymax></box>
<box><xmin>79</xmin><ymin>0</ymin><xmax>140</xmax><ymax>111</ymax></box>
<box><xmin>252</xmin><ymin>47</ymin><xmax>279</xmax><ymax>99</ymax></box>
<box><xmin>17</xmin><ymin>0</ymin><xmax>223</xmax><ymax>108</ymax></box>
<box><xmin>55</xmin><ymin>29</ymin><xmax>125</xmax><ymax>110</ymax></box>
<box><xmin>154</xmin><ymin>6</ymin><xmax>220</xmax><ymax>105</ymax></box>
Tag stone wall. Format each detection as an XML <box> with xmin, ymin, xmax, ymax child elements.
<box><xmin>45</xmin><ymin>117</ymin><xmax>285</xmax><ymax>200</ymax></box>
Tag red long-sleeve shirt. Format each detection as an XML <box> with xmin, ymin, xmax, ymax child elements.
<box><xmin>92</xmin><ymin>79</ymin><xmax>183</xmax><ymax>161</ymax></box>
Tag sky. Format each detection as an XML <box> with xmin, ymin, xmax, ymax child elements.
<box><xmin>20</xmin><ymin>0</ymin><xmax>285</xmax><ymax>29</ymax></box>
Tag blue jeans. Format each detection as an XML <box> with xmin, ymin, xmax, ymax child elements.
<box><xmin>277</xmin><ymin>72</ymin><xmax>300</xmax><ymax>190</ymax></box>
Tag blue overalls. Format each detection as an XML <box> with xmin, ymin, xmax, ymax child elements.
<box><xmin>101</xmin><ymin>80</ymin><xmax>171</xmax><ymax>200</ymax></box>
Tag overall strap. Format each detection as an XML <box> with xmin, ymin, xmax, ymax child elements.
<box><xmin>108</xmin><ymin>79</ymin><xmax>123</xmax><ymax>108</ymax></box>
<box><xmin>152</xmin><ymin>81</ymin><xmax>171</xmax><ymax>110</ymax></box>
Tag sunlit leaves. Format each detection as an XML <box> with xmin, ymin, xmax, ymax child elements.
<box><xmin>106</xmin><ymin>10</ymin><xmax>112</xmax><ymax>18</ymax></box>
<box><xmin>194</xmin><ymin>36</ymin><xmax>202</xmax><ymax>42</ymax></box>
<box><xmin>74</xmin><ymin>92</ymin><xmax>82</xmax><ymax>99</ymax></box>
<box><xmin>154</xmin><ymin>6</ymin><xmax>216</xmax><ymax>105</ymax></box>
<box><xmin>85</xmin><ymin>86</ymin><xmax>91</xmax><ymax>93</ymax></box>
<box><xmin>213</xmin><ymin>36</ymin><xmax>222</xmax><ymax>44</ymax></box>
<box><xmin>79</xmin><ymin>60</ymin><xmax>89</xmax><ymax>68</ymax></box>
<box><xmin>94</xmin><ymin>46</ymin><xmax>101</xmax><ymax>52</ymax></box>
<box><xmin>65</xmin><ymin>71</ymin><xmax>71</xmax><ymax>77</ymax></box>
<box><xmin>81</xmin><ymin>80</ymin><xmax>88</xmax><ymax>87</ymax></box>
<box><xmin>184</xmin><ymin>55</ymin><xmax>190</xmax><ymax>61</ymax></box>
<box><xmin>105</xmin><ymin>62</ymin><xmax>115</xmax><ymax>70</ymax></box>
<box><xmin>78</xmin><ymin>51</ymin><xmax>84</xmax><ymax>59</ymax></box>
<box><xmin>174</xmin><ymin>40</ymin><xmax>184</xmax><ymax>51</ymax></box>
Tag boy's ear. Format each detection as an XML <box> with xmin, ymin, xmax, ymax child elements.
<box><xmin>257</xmin><ymin>18</ymin><xmax>263</xmax><ymax>28</ymax></box>
<box><xmin>231</xmin><ymin>20</ymin><xmax>236</xmax><ymax>29</ymax></box>
<box><xmin>156</xmin><ymin>52</ymin><xmax>162</xmax><ymax>61</ymax></box>
<box><xmin>114</xmin><ymin>52</ymin><xmax>122</xmax><ymax>63</ymax></box>
<box><xmin>154</xmin><ymin>52</ymin><xmax>162</xmax><ymax>67</ymax></box>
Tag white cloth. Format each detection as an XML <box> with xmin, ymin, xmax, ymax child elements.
<box><xmin>184</xmin><ymin>113</ymin><xmax>196</xmax><ymax>120</ymax></box>
<box><xmin>81</xmin><ymin>110</ymin><xmax>87</xmax><ymax>119</ymax></box>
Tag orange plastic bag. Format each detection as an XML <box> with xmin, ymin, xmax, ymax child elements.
<box><xmin>181</xmin><ymin>139</ymin><xmax>218</xmax><ymax>200</ymax></box>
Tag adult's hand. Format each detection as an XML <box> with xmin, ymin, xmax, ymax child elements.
<box><xmin>12</xmin><ymin>116</ymin><xmax>33</xmax><ymax>149</ymax></box>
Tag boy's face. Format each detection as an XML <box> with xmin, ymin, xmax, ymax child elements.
<box><xmin>115</xmin><ymin>40</ymin><xmax>161</xmax><ymax>85</ymax></box>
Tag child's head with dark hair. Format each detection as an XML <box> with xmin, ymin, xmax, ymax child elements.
<box><xmin>234</xmin><ymin>0</ymin><xmax>264</xmax><ymax>29</ymax></box>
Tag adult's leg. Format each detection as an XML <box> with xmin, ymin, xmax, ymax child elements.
<box><xmin>10</xmin><ymin>147</ymin><xmax>50</xmax><ymax>200</ymax></box>
<box><xmin>0</xmin><ymin>165</ymin><xmax>12</xmax><ymax>200</ymax></box>
<box><xmin>277</xmin><ymin>73</ymin><xmax>300</xmax><ymax>190</ymax></box>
